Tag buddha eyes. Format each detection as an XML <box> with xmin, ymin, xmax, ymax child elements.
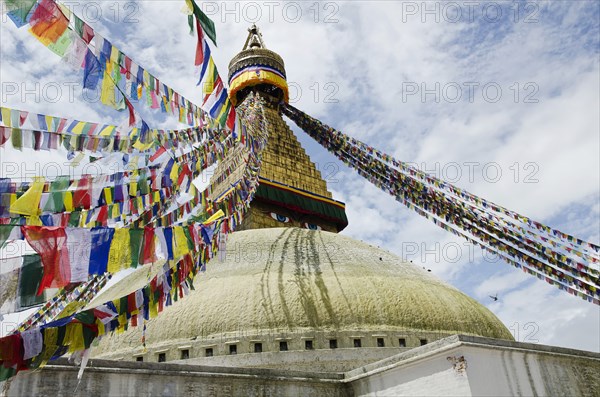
<box><xmin>268</xmin><ymin>213</ymin><xmax>321</xmax><ymax>229</ymax></box>
<box><xmin>304</xmin><ymin>223</ymin><xmax>321</xmax><ymax>230</ymax></box>
<box><xmin>270</xmin><ymin>213</ymin><xmax>290</xmax><ymax>223</ymax></box>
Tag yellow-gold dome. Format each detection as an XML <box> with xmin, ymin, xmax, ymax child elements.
<box><xmin>93</xmin><ymin>228</ymin><xmax>512</xmax><ymax>370</ymax></box>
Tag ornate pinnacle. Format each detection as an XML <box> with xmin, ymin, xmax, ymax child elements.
<box><xmin>243</xmin><ymin>24</ymin><xmax>266</xmax><ymax>50</ymax></box>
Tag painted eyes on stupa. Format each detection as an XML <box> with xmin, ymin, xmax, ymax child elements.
<box><xmin>270</xmin><ymin>213</ymin><xmax>290</xmax><ymax>223</ymax></box>
<box><xmin>304</xmin><ymin>223</ymin><xmax>322</xmax><ymax>231</ymax></box>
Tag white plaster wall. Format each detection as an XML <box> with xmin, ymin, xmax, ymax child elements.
<box><xmin>347</xmin><ymin>337</ymin><xmax>600</xmax><ymax>397</ymax></box>
<box><xmin>464</xmin><ymin>347</ymin><xmax>539</xmax><ymax>396</ymax></box>
<box><xmin>464</xmin><ymin>345</ymin><xmax>600</xmax><ymax>397</ymax></box>
<box><xmin>350</xmin><ymin>348</ymin><xmax>472</xmax><ymax>397</ymax></box>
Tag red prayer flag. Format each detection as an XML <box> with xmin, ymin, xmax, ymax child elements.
<box><xmin>73</xmin><ymin>175</ymin><xmax>92</xmax><ymax>209</ymax></box>
<box><xmin>127</xmin><ymin>293</ymin><xmax>137</xmax><ymax>314</ymax></box>
<box><xmin>0</xmin><ymin>334</ymin><xmax>24</xmax><ymax>369</ymax></box>
<box><xmin>226</xmin><ymin>106</ymin><xmax>236</xmax><ymax>131</ymax></box>
<box><xmin>0</xmin><ymin>127</ymin><xmax>11</xmax><ymax>146</ymax></box>
<box><xmin>96</xmin><ymin>206</ymin><xmax>109</xmax><ymax>225</ymax></box>
<box><xmin>194</xmin><ymin>17</ymin><xmax>205</xmax><ymax>66</ymax></box>
<box><xmin>19</xmin><ymin>111</ymin><xmax>28</xmax><ymax>127</ymax></box>
<box><xmin>22</xmin><ymin>226</ymin><xmax>70</xmax><ymax>294</ymax></box>
<box><xmin>28</xmin><ymin>0</ymin><xmax>69</xmax><ymax>45</ymax></box>
<box><xmin>142</xmin><ymin>227</ymin><xmax>157</xmax><ymax>264</ymax></box>
<box><xmin>125</xmin><ymin>99</ymin><xmax>135</xmax><ymax>126</ymax></box>
<box><xmin>81</xmin><ymin>23</ymin><xmax>94</xmax><ymax>44</ymax></box>
<box><xmin>149</xmin><ymin>146</ymin><xmax>167</xmax><ymax>162</ymax></box>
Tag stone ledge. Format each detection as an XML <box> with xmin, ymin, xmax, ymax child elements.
<box><xmin>45</xmin><ymin>357</ymin><xmax>344</xmax><ymax>382</ymax></box>
<box><xmin>455</xmin><ymin>334</ymin><xmax>600</xmax><ymax>359</ymax></box>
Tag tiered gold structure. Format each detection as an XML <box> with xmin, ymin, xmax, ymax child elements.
<box><xmin>213</xmin><ymin>24</ymin><xmax>347</xmax><ymax>232</ymax></box>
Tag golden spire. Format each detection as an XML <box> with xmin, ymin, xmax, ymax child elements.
<box><xmin>221</xmin><ymin>27</ymin><xmax>348</xmax><ymax>232</ymax></box>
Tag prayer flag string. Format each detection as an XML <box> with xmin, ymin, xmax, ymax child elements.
<box><xmin>281</xmin><ymin>103</ymin><xmax>599</xmax><ymax>304</ymax></box>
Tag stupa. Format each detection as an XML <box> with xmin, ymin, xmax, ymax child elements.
<box><xmin>91</xmin><ymin>25</ymin><xmax>512</xmax><ymax>372</ymax></box>
<box><xmin>8</xmin><ymin>26</ymin><xmax>599</xmax><ymax>397</ymax></box>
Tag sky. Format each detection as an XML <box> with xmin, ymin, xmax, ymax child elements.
<box><xmin>0</xmin><ymin>1</ymin><xmax>599</xmax><ymax>352</ymax></box>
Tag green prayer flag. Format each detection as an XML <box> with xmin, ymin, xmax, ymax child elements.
<box><xmin>189</xmin><ymin>0</ymin><xmax>217</xmax><ymax>46</ymax></box>
<box><xmin>4</xmin><ymin>0</ymin><xmax>36</xmax><ymax>11</ymax></box>
<box><xmin>74</xmin><ymin>310</ymin><xmax>96</xmax><ymax>325</ymax></box>
<box><xmin>182</xmin><ymin>227</ymin><xmax>195</xmax><ymax>251</ymax></box>
<box><xmin>11</xmin><ymin>128</ymin><xmax>22</xmax><ymax>150</ymax></box>
<box><xmin>47</xmin><ymin>29</ymin><xmax>73</xmax><ymax>57</ymax></box>
<box><xmin>74</xmin><ymin>16</ymin><xmax>85</xmax><ymax>37</ymax></box>
<box><xmin>138</xmin><ymin>171</ymin><xmax>149</xmax><ymax>195</ymax></box>
<box><xmin>45</xmin><ymin>176</ymin><xmax>70</xmax><ymax>212</ymax></box>
<box><xmin>187</xmin><ymin>15</ymin><xmax>194</xmax><ymax>34</ymax></box>
<box><xmin>119</xmin><ymin>296</ymin><xmax>128</xmax><ymax>315</ymax></box>
<box><xmin>82</xmin><ymin>324</ymin><xmax>97</xmax><ymax>348</ymax></box>
<box><xmin>56</xmin><ymin>325</ymin><xmax>67</xmax><ymax>346</ymax></box>
<box><xmin>69</xmin><ymin>211</ymin><xmax>81</xmax><ymax>227</ymax></box>
<box><xmin>218</xmin><ymin>101</ymin><xmax>231</xmax><ymax>126</ymax></box>
<box><xmin>0</xmin><ymin>366</ymin><xmax>17</xmax><ymax>382</ymax></box>
<box><xmin>18</xmin><ymin>255</ymin><xmax>45</xmax><ymax>308</ymax></box>
<box><xmin>129</xmin><ymin>229</ymin><xmax>144</xmax><ymax>268</ymax></box>
<box><xmin>0</xmin><ymin>224</ymin><xmax>15</xmax><ymax>249</ymax></box>
<box><xmin>4</xmin><ymin>0</ymin><xmax>36</xmax><ymax>27</ymax></box>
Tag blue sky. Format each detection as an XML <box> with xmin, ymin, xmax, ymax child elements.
<box><xmin>1</xmin><ymin>1</ymin><xmax>599</xmax><ymax>351</ymax></box>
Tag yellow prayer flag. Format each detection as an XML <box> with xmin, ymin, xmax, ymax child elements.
<box><xmin>133</xmin><ymin>138</ymin><xmax>154</xmax><ymax>152</ymax></box>
<box><xmin>70</xmin><ymin>121</ymin><xmax>86</xmax><ymax>135</ymax></box>
<box><xmin>204</xmin><ymin>209</ymin><xmax>225</xmax><ymax>225</ymax></box>
<box><xmin>129</xmin><ymin>127</ymin><xmax>138</xmax><ymax>140</ymax></box>
<box><xmin>203</xmin><ymin>58</ymin><xmax>216</xmax><ymax>95</ymax></box>
<box><xmin>99</xmin><ymin>125</ymin><xmax>115</xmax><ymax>137</ymax></box>
<box><xmin>130</xmin><ymin>182</ymin><xmax>138</xmax><ymax>196</ymax></box>
<box><xmin>64</xmin><ymin>191</ymin><xmax>74</xmax><ymax>212</ymax></box>
<box><xmin>45</xmin><ymin>115</ymin><xmax>53</xmax><ymax>131</ymax></box>
<box><xmin>38</xmin><ymin>327</ymin><xmax>58</xmax><ymax>366</ymax></box>
<box><xmin>110</xmin><ymin>46</ymin><xmax>120</xmax><ymax>64</ymax></box>
<box><xmin>111</xmin><ymin>204</ymin><xmax>120</xmax><ymax>219</ymax></box>
<box><xmin>216</xmin><ymin>98</ymin><xmax>230</xmax><ymax>120</ymax></box>
<box><xmin>184</xmin><ymin>0</ymin><xmax>194</xmax><ymax>14</ymax></box>
<box><xmin>118</xmin><ymin>313</ymin><xmax>127</xmax><ymax>327</ymax></box>
<box><xmin>100</xmin><ymin>66</ymin><xmax>117</xmax><ymax>108</ymax></box>
<box><xmin>1</xmin><ymin>108</ymin><xmax>11</xmax><ymax>127</ymax></box>
<box><xmin>143</xmin><ymin>70</ymin><xmax>150</xmax><ymax>86</ymax></box>
<box><xmin>107</xmin><ymin>228</ymin><xmax>131</xmax><ymax>273</ymax></box>
<box><xmin>173</xmin><ymin>227</ymin><xmax>190</xmax><ymax>258</ymax></box>
<box><xmin>170</xmin><ymin>162</ymin><xmax>180</xmax><ymax>185</ymax></box>
<box><xmin>149</xmin><ymin>299</ymin><xmax>158</xmax><ymax>318</ymax></box>
<box><xmin>104</xmin><ymin>187</ymin><xmax>113</xmax><ymax>204</ymax></box>
<box><xmin>10</xmin><ymin>177</ymin><xmax>45</xmax><ymax>216</ymax></box>
<box><xmin>96</xmin><ymin>320</ymin><xmax>105</xmax><ymax>336</ymax></box>
<box><xmin>66</xmin><ymin>323</ymin><xmax>85</xmax><ymax>353</ymax></box>
<box><xmin>57</xmin><ymin>3</ymin><xmax>71</xmax><ymax>18</ymax></box>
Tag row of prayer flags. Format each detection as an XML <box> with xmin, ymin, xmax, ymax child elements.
<box><xmin>0</xmin><ymin>95</ymin><xmax>269</xmax><ymax>381</ymax></box>
<box><xmin>281</xmin><ymin>103</ymin><xmax>600</xmax><ymax>304</ymax></box>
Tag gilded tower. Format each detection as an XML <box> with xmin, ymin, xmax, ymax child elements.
<box><xmin>224</xmin><ymin>25</ymin><xmax>348</xmax><ymax>233</ymax></box>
